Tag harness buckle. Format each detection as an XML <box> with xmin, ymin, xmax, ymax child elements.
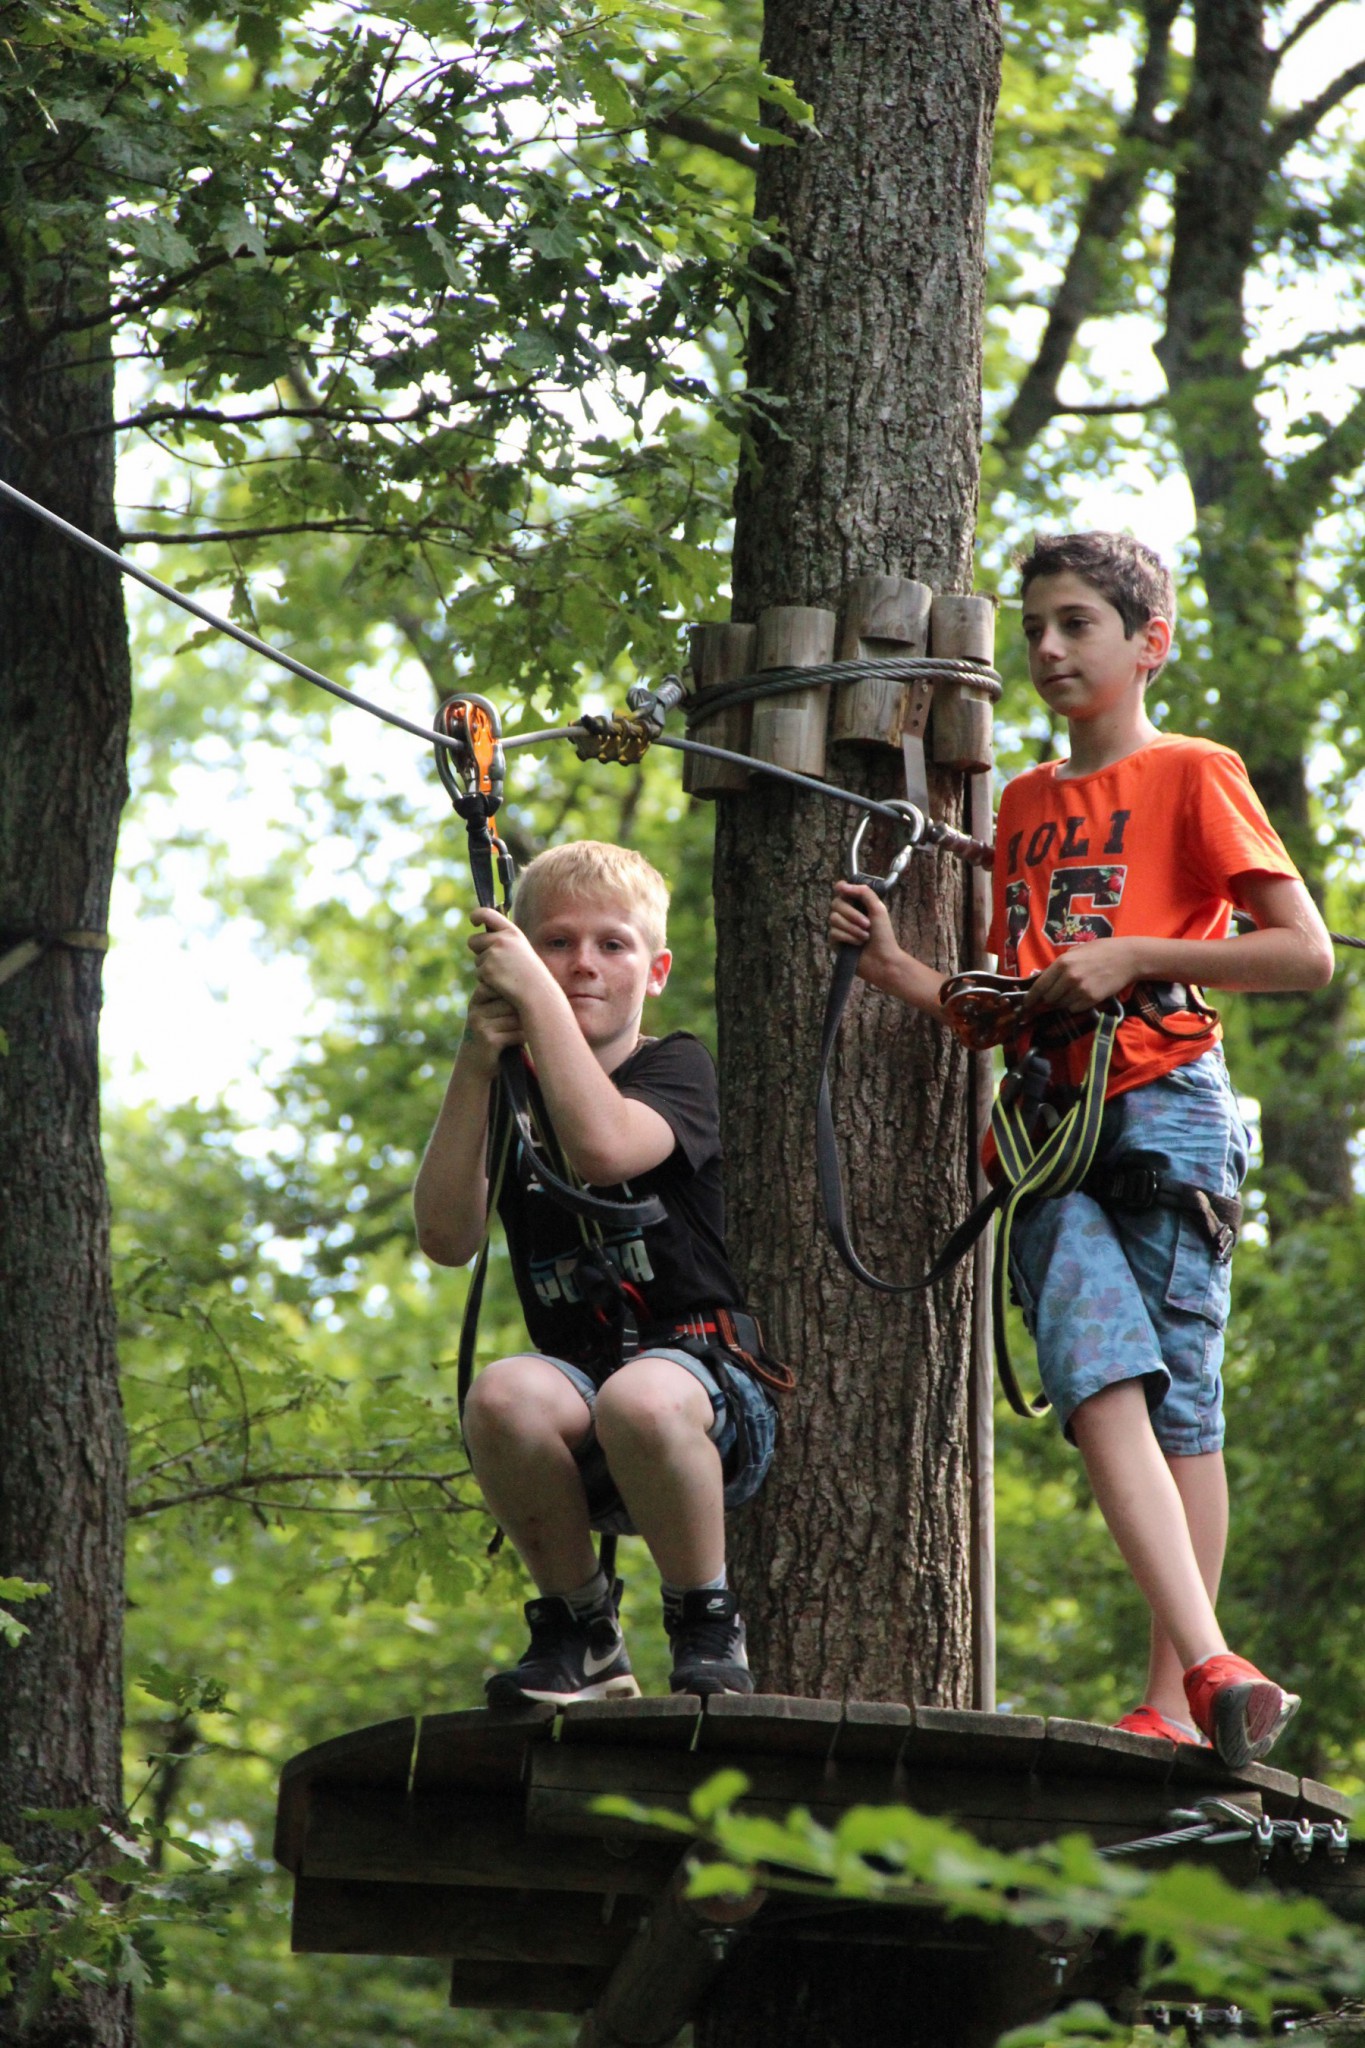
<box><xmin>1110</xmin><ymin>1163</ymin><xmax>1162</xmax><ymax>1211</ymax></box>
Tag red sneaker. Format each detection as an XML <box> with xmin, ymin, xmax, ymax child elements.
<box><xmin>1183</xmin><ymin>1653</ymin><xmax>1300</xmax><ymax>1768</ymax></box>
<box><xmin>1114</xmin><ymin>1703</ymin><xmax>1209</xmax><ymax>1746</ymax></box>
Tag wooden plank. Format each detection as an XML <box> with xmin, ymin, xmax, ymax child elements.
<box><xmin>830</xmin><ymin>573</ymin><xmax>933</xmax><ymax>749</ymax></box>
<box><xmin>1042</xmin><ymin>1718</ymin><xmax>1176</xmax><ymax>1783</ymax></box>
<box><xmin>1168</xmin><ymin>1743</ymin><xmax>1300</xmax><ymax>1812</ymax></box>
<box><xmin>274</xmin><ymin>1717</ymin><xmax>417</xmax><ymax>1872</ymax></box>
<box><xmin>683</xmin><ymin>622</ymin><xmax>756</xmax><ymax>798</ymax></box>
<box><xmin>560</xmin><ymin>1696</ymin><xmax>702</xmax><ymax>1750</ymax></box>
<box><xmin>748</xmin><ymin>605</ymin><xmax>836</xmax><ymax>777</ymax></box>
<box><xmin>293</xmin><ymin>1874</ymin><xmax>637</xmax><ymax>1966</ymax></box>
<box><xmin>301</xmin><ymin>1784</ymin><xmax>676</xmax><ymax>1896</ymax></box>
<box><xmin>906</xmin><ymin>1709</ymin><xmax>1046</xmax><ymax>1773</ymax></box>
<box><xmin>451</xmin><ymin>1960</ymin><xmax>603</xmax><ymax>2013</ymax></box>
<box><xmin>929</xmin><ymin>593</ymin><xmax>995</xmax><ymax>772</ymax></box>
<box><xmin>697</xmin><ymin>1693</ymin><xmax>842</xmax><ymax>1759</ymax></box>
<box><xmin>525</xmin><ymin>1744</ymin><xmax>1236</xmax><ymax>1848</ymax></box>
<box><xmin>1298</xmin><ymin>1777</ymin><xmax>1355</xmax><ymax>1822</ymax></box>
<box><xmin>828</xmin><ymin>1701</ymin><xmax>913</xmax><ymax>1766</ymax></box>
<box><xmin>410</xmin><ymin>1704</ymin><xmax>555</xmax><ymax>1795</ymax></box>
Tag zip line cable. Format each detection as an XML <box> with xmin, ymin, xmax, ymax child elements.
<box><xmin>4</xmin><ymin>476</ymin><xmax>1364</xmax><ymax>940</ymax></box>
<box><xmin>0</xmin><ymin>477</ymin><xmax>945</xmax><ymax>837</ymax></box>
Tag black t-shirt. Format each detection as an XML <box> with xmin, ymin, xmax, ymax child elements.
<box><xmin>492</xmin><ymin>1032</ymin><xmax>743</xmax><ymax>1367</ymax></box>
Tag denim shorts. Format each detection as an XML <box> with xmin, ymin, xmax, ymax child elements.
<box><xmin>535</xmin><ymin>1344</ymin><xmax>779</xmax><ymax>1535</ymax></box>
<box><xmin>1007</xmin><ymin>1049</ymin><xmax>1251</xmax><ymax>1454</ymax></box>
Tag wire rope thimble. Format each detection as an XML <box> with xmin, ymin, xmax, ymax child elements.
<box><xmin>434</xmin><ymin>692</ymin><xmax>506</xmax><ymax>821</ymax></box>
<box><xmin>847</xmin><ymin>799</ymin><xmax>925</xmax><ymax>900</ymax></box>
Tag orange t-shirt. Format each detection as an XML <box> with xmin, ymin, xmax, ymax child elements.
<box><xmin>985</xmin><ymin>735</ymin><xmax>1301</xmax><ymax>1099</ymax></box>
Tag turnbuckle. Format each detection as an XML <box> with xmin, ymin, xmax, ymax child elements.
<box><xmin>434</xmin><ymin>693</ymin><xmax>506</xmax><ymax>821</ymax></box>
<box><xmin>847</xmin><ymin>800</ymin><xmax>926</xmax><ymax>899</ymax></box>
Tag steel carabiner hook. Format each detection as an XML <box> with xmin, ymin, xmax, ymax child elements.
<box><xmin>847</xmin><ymin>798</ymin><xmax>926</xmax><ymax>898</ymax></box>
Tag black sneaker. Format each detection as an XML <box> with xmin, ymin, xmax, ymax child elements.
<box><xmin>486</xmin><ymin>1591</ymin><xmax>640</xmax><ymax>1707</ymax></box>
<box><xmin>665</xmin><ymin>1587</ymin><xmax>754</xmax><ymax>1697</ymax></box>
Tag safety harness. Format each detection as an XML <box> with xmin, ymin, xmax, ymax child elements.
<box><xmin>816</xmin><ymin>826</ymin><xmax>1242</xmax><ymax>1417</ymax></box>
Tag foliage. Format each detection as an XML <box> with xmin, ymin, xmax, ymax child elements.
<box><xmin>599</xmin><ymin>1773</ymin><xmax>1365</xmax><ymax>2031</ymax></box>
<box><xmin>0</xmin><ymin>1675</ymin><xmax>250</xmax><ymax>2024</ymax></box>
<box><xmin>7</xmin><ymin>0</ymin><xmax>1365</xmax><ymax>2036</ymax></box>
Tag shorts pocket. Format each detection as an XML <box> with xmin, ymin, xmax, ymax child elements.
<box><xmin>1165</xmin><ymin>1215</ymin><xmax>1233</xmax><ymax>1328</ymax></box>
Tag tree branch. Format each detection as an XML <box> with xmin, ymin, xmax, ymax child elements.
<box><xmin>653</xmin><ymin>110</ymin><xmax>759</xmax><ymax>170</ymax></box>
<box><xmin>1274</xmin><ymin>0</ymin><xmax>1348</xmax><ymax>62</ymax></box>
<box><xmin>1272</xmin><ymin>56</ymin><xmax>1365</xmax><ymax>159</ymax></box>
<box><xmin>128</xmin><ymin>1467</ymin><xmax>473</xmax><ymax>1519</ymax></box>
<box><xmin>1052</xmin><ymin>396</ymin><xmax>1164</xmax><ymax>416</ymax></box>
<box><xmin>994</xmin><ymin>1</ymin><xmax>1179</xmax><ymax>460</ymax></box>
<box><xmin>1282</xmin><ymin>383</ymin><xmax>1365</xmax><ymax>529</ymax></box>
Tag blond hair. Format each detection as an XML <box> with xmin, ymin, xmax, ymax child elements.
<box><xmin>514</xmin><ymin>841</ymin><xmax>670</xmax><ymax>954</ymax></box>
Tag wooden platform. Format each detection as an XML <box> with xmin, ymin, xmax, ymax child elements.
<box><xmin>274</xmin><ymin>1699</ymin><xmax>1358</xmax><ymax>2045</ymax></box>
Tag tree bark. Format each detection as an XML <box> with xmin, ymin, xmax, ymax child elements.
<box><xmin>705</xmin><ymin>0</ymin><xmax>1001</xmax><ymax>2022</ymax></box>
<box><xmin>0</xmin><ymin>133</ymin><xmax>134</xmax><ymax>2048</ymax></box>
<box><xmin>1154</xmin><ymin>0</ymin><xmax>1355</xmax><ymax>1206</ymax></box>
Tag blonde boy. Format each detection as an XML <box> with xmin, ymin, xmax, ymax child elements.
<box><xmin>830</xmin><ymin>533</ymin><xmax>1333</xmax><ymax>1763</ymax></box>
<box><xmin>415</xmin><ymin>842</ymin><xmax>776</xmax><ymax>1702</ymax></box>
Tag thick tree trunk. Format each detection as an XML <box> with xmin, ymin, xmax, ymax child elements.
<box><xmin>703</xmin><ymin>1</ymin><xmax>1001</xmax><ymax>2037</ymax></box>
<box><xmin>0</xmin><ymin>187</ymin><xmax>133</xmax><ymax>2045</ymax></box>
<box><xmin>1156</xmin><ymin>0</ymin><xmax>1353</xmax><ymax>1206</ymax></box>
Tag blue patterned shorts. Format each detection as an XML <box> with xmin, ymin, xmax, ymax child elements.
<box><xmin>1008</xmin><ymin>1049</ymin><xmax>1251</xmax><ymax>1454</ymax></box>
<box><xmin>535</xmin><ymin>1344</ymin><xmax>778</xmax><ymax>1534</ymax></box>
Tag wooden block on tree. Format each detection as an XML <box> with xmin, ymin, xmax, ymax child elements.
<box><xmin>1167</xmin><ymin>1742</ymin><xmax>1298</xmax><ymax>1812</ymax></box>
<box><xmin>929</xmin><ymin>592</ymin><xmax>996</xmax><ymax>772</ymax></box>
<box><xmin>749</xmin><ymin>605</ymin><xmax>836</xmax><ymax>777</ymax></box>
<box><xmin>274</xmin><ymin>1717</ymin><xmax>417</xmax><ymax>1872</ymax></box>
<box><xmin>293</xmin><ymin>1873</ymin><xmax>637</xmax><ymax>1966</ymax></box>
<box><xmin>831</xmin><ymin>573</ymin><xmax>933</xmax><ymax>749</ymax></box>
<box><xmin>560</xmin><ymin>1696</ymin><xmax>703</xmax><ymax>1751</ymax></box>
<box><xmin>451</xmin><ymin>1959</ymin><xmax>603</xmax><ymax>2012</ymax></box>
<box><xmin>410</xmin><ymin>1704</ymin><xmax>555</xmax><ymax>1796</ymax></box>
<box><xmin>301</xmin><ymin>1783</ymin><xmax>676</xmax><ymax>1896</ymax></box>
<box><xmin>683</xmin><ymin>622</ymin><xmax>757</xmax><ymax>798</ymax></box>
<box><xmin>697</xmin><ymin>1693</ymin><xmax>842</xmax><ymax>1760</ymax></box>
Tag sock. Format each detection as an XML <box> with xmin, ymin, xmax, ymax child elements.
<box><xmin>562</xmin><ymin>1568</ymin><xmax>612</xmax><ymax>1616</ymax></box>
<box><xmin>661</xmin><ymin>1565</ymin><xmax>727</xmax><ymax>1605</ymax></box>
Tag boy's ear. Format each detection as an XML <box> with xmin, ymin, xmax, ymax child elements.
<box><xmin>1139</xmin><ymin>614</ymin><xmax>1173</xmax><ymax>674</ymax></box>
<box><xmin>646</xmin><ymin>947</ymin><xmax>672</xmax><ymax>996</ymax></box>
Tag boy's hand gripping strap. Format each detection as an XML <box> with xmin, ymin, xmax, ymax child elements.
<box><xmin>435</xmin><ymin>693</ymin><xmax>665</xmax><ymax>1234</ymax></box>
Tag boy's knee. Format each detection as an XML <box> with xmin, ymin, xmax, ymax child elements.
<box><xmin>595</xmin><ymin>1361</ymin><xmax>712</xmax><ymax>1453</ymax></box>
<box><xmin>463</xmin><ymin>1356</ymin><xmax>559</xmax><ymax>1448</ymax></box>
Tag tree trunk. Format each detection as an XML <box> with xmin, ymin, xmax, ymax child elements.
<box><xmin>0</xmin><ymin>153</ymin><xmax>133</xmax><ymax>2046</ymax></box>
<box><xmin>702</xmin><ymin>1</ymin><xmax>1001</xmax><ymax>2036</ymax></box>
<box><xmin>1156</xmin><ymin>0</ymin><xmax>1353</xmax><ymax>1206</ymax></box>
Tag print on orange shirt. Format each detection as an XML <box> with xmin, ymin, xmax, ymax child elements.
<box><xmin>986</xmin><ymin>737</ymin><xmax>1300</xmax><ymax>1101</ymax></box>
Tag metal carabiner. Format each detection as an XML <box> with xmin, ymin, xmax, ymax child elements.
<box><xmin>434</xmin><ymin>693</ymin><xmax>506</xmax><ymax>821</ymax></box>
<box><xmin>847</xmin><ymin>799</ymin><xmax>926</xmax><ymax>898</ymax></box>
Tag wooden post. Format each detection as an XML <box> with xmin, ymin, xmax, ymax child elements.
<box><xmin>967</xmin><ymin>765</ymin><xmax>996</xmax><ymax>1713</ymax></box>
<box><xmin>830</xmin><ymin>574</ymin><xmax>933</xmax><ymax>748</ymax></box>
<box><xmin>747</xmin><ymin>605</ymin><xmax>836</xmax><ymax>777</ymax></box>
<box><xmin>929</xmin><ymin>593</ymin><xmax>996</xmax><ymax>773</ymax></box>
<box><xmin>683</xmin><ymin>623</ymin><xmax>758</xmax><ymax>799</ymax></box>
<box><xmin>577</xmin><ymin>1861</ymin><xmax>764</xmax><ymax>2048</ymax></box>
